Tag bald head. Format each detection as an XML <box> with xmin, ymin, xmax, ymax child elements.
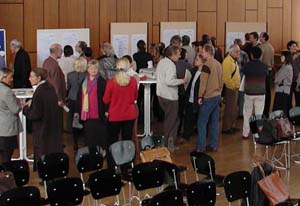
<box><xmin>49</xmin><ymin>43</ymin><xmax>62</xmax><ymax>59</ymax></box>
<box><xmin>229</xmin><ymin>44</ymin><xmax>240</xmax><ymax>59</ymax></box>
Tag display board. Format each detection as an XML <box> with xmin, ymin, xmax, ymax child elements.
<box><xmin>0</xmin><ymin>29</ymin><xmax>6</xmax><ymax>67</ymax></box>
<box><xmin>111</xmin><ymin>23</ymin><xmax>148</xmax><ymax>58</ymax></box>
<box><xmin>37</xmin><ymin>28</ymin><xmax>90</xmax><ymax>67</ymax></box>
<box><xmin>225</xmin><ymin>22</ymin><xmax>267</xmax><ymax>52</ymax></box>
<box><xmin>160</xmin><ymin>22</ymin><xmax>196</xmax><ymax>46</ymax></box>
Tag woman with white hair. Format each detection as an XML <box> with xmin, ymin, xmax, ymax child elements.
<box><xmin>103</xmin><ymin>57</ymin><xmax>138</xmax><ymax>150</ymax></box>
<box><xmin>0</xmin><ymin>68</ymin><xmax>21</xmax><ymax>163</ymax></box>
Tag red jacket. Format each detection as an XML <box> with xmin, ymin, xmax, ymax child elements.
<box><xmin>103</xmin><ymin>77</ymin><xmax>138</xmax><ymax>121</ymax></box>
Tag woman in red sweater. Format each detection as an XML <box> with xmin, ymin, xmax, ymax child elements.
<box><xmin>103</xmin><ymin>57</ymin><xmax>138</xmax><ymax>146</ymax></box>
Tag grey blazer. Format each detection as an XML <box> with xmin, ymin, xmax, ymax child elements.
<box><xmin>0</xmin><ymin>82</ymin><xmax>22</xmax><ymax>136</ymax></box>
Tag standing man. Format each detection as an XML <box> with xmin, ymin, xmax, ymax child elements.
<box><xmin>259</xmin><ymin>32</ymin><xmax>274</xmax><ymax>116</ymax></box>
<box><xmin>222</xmin><ymin>45</ymin><xmax>241</xmax><ymax>134</ymax></box>
<box><xmin>182</xmin><ymin>35</ymin><xmax>196</xmax><ymax>65</ymax></box>
<box><xmin>75</xmin><ymin>41</ymin><xmax>87</xmax><ymax>57</ymax></box>
<box><xmin>10</xmin><ymin>39</ymin><xmax>31</xmax><ymax>88</ymax></box>
<box><xmin>197</xmin><ymin>44</ymin><xmax>223</xmax><ymax>152</ymax></box>
<box><xmin>156</xmin><ymin>45</ymin><xmax>187</xmax><ymax>152</ymax></box>
<box><xmin>242</xmin><ymin>47</ymin><xmax>268</xmax><ymax>139</ymax></box>
<box><xmin>43</xmin><ymin>43</ymin><xmax>66</xmax><ymax>107</ymax></box>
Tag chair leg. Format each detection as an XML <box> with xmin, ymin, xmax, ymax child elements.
<box><xmin>43</xmin><ymin>181</ymin><xmax>48</xmax><ymax>198</ymax></box>
<box><xmin>246</xmin><ymin>197</ymin><xmax>250</xmax><ymax>206</ymax></box>
<box><xmin>208</xmin><ymin>161</ymin><xmax>214</xmax><ymax>181</ymax></box>
<box><xmin>129</xmin><ymin>182</ymin><xmax>132</xmax><ymax>206</ymax></box>
<box><xmin>183</xmin><ymin>171</ymin><xmax>187</xmax><ymax>184</ymax></box>
<box><xmin>122</xmin><ymin>187</ymin><xmax>127</xmax><ymax>205</ymax></box>
<box><xmin>192</xmin><ymin>157</ymin><xmax>199</xmax><ymax>181</ymax></box>
<box><xmin>172</xmin><ymin>169</ymin><xmax>178</xmax><ymax>190</ymax></box>
<box><xmin>116</xmin><ymin>195</ymin><xmax>120</xmax><ymax>206</ymax></box>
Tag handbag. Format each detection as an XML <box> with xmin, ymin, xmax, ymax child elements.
<box><xmin>239</xmin><ymin>75</ymin><xmax>245</xmax><ymax>92</ymax></box>
<box><xmin>140</xmin><ymin>147</ymin><xmax>172</xmax><ymax>163</ymax></box>
<box><xmin>275</xmin><ymin>118</ymin><xmax>292</xmax><ymax>139</ymax></box>
<box><xmin>0</xmin><ymin>171</ymin><xmax>16</xmax><ymax>194</ymax></box>
<box><xmin>258</xmin><ymin>119</ymin><xmax>278</xmax><ymax>144</ymax></box>
<box><xmin>140</xmin><ymin>135</ymin><xmax>165</xmax><ymax>150</ymax></box>
<box><xmin>257</xmin><ymin>165</ymin><xmax>290</xmax><ymax>206</ymax></box>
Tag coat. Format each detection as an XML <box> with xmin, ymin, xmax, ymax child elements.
<box><xmin>23</xmin><ymin>81</ymin><xmax>63</xmax><ymax>167</ymax></box>
<box><xmin>13</xmin><ymin>47</ymin><xmax>31</xmax><ymax>88</ymax></box>
<box><xmin>43</xmin><ymin>56</ymin><xmax>66</xmax><ymax>102</ymax></box>
<box><xmin>0</xmin><ymin>82</ymin><xmax>21</xmax><ymax>137</ymax></box>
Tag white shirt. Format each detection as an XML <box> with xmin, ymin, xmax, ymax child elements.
<box><xmin>189</xmin><ymin>71</ymin><xmax>201</xmax><ymax>103</ymax></box>
<box><xmin>58</xmin><ymin>57</ymin><xmax>75</xmax><ymax>84</ymax></box>
<box><xmin>156</xmin><ymin>57</ymin><xmax>184</xmax><ymax>100</ymax></box>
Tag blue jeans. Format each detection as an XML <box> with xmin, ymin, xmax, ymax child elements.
<box><xmin>197</xmin><ymin>95</ymin><xmax>221</xmax><ymax>151</ymax></box>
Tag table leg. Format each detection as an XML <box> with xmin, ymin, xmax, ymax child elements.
<box><xmin>144</xmin><ymin>84</ymin><xmax>151</xmax><ymax>137</ymax></box>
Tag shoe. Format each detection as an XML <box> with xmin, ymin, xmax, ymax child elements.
<box><xmin>193</xmin><ymin>147</ymin><xmax>206</xmax><ymax>153</ymax></box>
<box><xmin>206</xmin><ymin>145</ymin><xmax>218</xmax><ymax>152</ymax></box>
<box><xmin>232</xmin><ymin>128</ymin><xmax>240</xmax><ymax>132</ymax></box>
<box><xmin>242</xmin><ymin>136</ymin><xmax>249</xmax><ymax>140</ymax></box>
<box><xmin>222</xmin><ymin>129</ymin><xmax>234</xmax><ymax>135</ymax></box>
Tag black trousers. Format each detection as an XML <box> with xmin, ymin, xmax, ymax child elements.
<box><xmin>263</xmin><ymin>72</ymin><xmax>271</xmax><ymax>116</ymax></box>
<box><xmin>183</xmin><ymin>102</ymin><xmax>198</xmax><ymax>140</ymax></box>
<box><xmin>289</xmin><ymin>82</ymin><xmax>300</xmax><ymax>109</ymax></box>
<box><xmin>273</xmin><ymin>92</ymin><xmax>289</xmax><ymax>117</ymax></box>
<box><xmin>177</xmin><ymin>94</ymin><xmax>186</xmax><ymax>135</ymax></box>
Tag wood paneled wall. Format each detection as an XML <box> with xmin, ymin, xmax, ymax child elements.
<box><xmin>0</xmin><ymin>0</ymin><xmax>299</xmax><ymax>67</ymax></box>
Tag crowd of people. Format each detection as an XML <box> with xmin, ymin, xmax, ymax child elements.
<box><xmin>1</xmin><ymin>32</ymin><xmax>300</xmax><ymax>168</ymax></box>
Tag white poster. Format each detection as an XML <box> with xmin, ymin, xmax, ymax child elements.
<box><xmin>112</xmin><ymin>34</ymin><xmax>129</xmax><ymax>58</ymax></box>
<box><xmin>180</xmin><ymin>29</ymin><xmax>195</xmax><ymax>45</ymax></box>
<box><xmin>131</xmin><ymin>34</ymin><xmax>147</xmax><ymax>56</ymax></box>
<box><xmin>61</xmin><ymin>32</ymin><xmax>79</xmax><ymax>55</ymax></box>
<box><xmin>226</xmin><ymin>32</ymin><xmax>245</xmax><ymax>52</ymax></box>
<box><xmin>37</xmin><ymin>32</ymin><xmax>56</xmax><ymax>66</ymax></box>
<box><xmin>163</xmin><ymin>29</ymin><xmax>179</xmax><ymax>46</ymax></box>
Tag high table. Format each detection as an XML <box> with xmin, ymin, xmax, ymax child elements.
<box><xmin>138</xmin><ymin>79</ymin><xmax>157</xmax><ymax>137</ymax></box>
<box><xmin>12</xmin><ymin>88</ymin><xmax>34</xmax><ymax>162</ymax></box>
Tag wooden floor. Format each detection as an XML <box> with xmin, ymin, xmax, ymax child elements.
<box><xmin>12</xmin><ymin>115</ymin><xmax>300</xmax><ymax>206</ymax></box>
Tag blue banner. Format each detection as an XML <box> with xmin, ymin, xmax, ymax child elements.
<box><xmin>0</xmin><ymin>29</ymin><xmax>6</xmax><ymax>68</ymax></box>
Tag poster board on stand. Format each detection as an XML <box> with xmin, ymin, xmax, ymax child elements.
<box><xmin>0</xmin><ymin>29</ymin><xmax>7</xmax><ymax>67</ymax></box>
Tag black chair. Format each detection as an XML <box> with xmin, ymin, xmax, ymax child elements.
<box><xmin>187</xmin><ymin>180</ymin><xmax>216</xmax><ymax>206</ymax></box>
<box><xmin>190</xmin><ymin>151</ymin><xmax>224</xmax><ymax>187</ymax></box>
<box><xmin>0</xmin><ymin>186</ymin><xmax>41</xmax><ymax>206</ymax></box>
<box><xmin>47</xmin><ymin>177</ymin><xmax>84</xmax><ymax>206</ymax></box>
<box><xmin>223</xmin><ymin>171</ymin><xmax>251</xmax><ymax>206</ymax></box>
<box><xmin>131</xmin><ymin>161</ymin><xmax>165</xmax><ymax>205</ymax></box>
<box><xmin>2</xmin><ymin>160</ymin><xmax>29</xmax><ymax>187</ymax></box>
<box><xmin>75</xmin><ymin>146</ymin><xmax>104</xmax><ymax>189</ymax></box>
<box><xmin>88</xmin><ymin>169</ymin><xmax>122</xmax><ymax>206</ymax></box>
<box><xmin>289</xmin><ymin>107</ymin><xmax>300</xmax><ymax>164</ymax></box>
<box><xmin>37</xmin><ymin>152</ymin><xmax>69</xmax><ymax>197</ymax></box>
<box><xmin>142</xmin><ymin>190</ymin><xmax>184</xmax><ymax>206</ymax></box>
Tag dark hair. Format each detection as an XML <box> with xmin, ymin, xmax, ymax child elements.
<box><xmin>123</xmin><ymin>55</ymin><xmax>133</xmax><ymax>64</ymax></box>
<box><xmin>210</xmin><ymin>36</ymin><xmax>217</xmax><ymax>48</ymax></box>
<box><xmin>83</xmin><ymin>47</ymin><xmax>93</xmax><ymax>58</ymax></box>
<box><xmin>32</xmin><ymin>67</ymin><xmax>48</xmax><ymax>80</ymax></box>
<box><xmin>234</xmin><ymin>38</ymin><xmax>243</xmax><ymax>46</ymax></box>
<box><xmin>202</xmin><ymin>34</ymin><xmax>210</xmax><ymax>43</ymax></box>
<box><xmin>158</xmin><ymin>42</ymin><xmax>165</xmax><ymax>56</ymax></box>
<box><xmin>287</xmin><ymin>40</ymin><xmax>298</xmax><ymax>50</ymax></box>
<box><xmin>165</xmin><ymin>45</ymin><xmax>180</xmax><ymax>58</ymax></box>
<box><xmin>78</xmin><ymin>41</ymin><xmax>87</xmax><ymax>50</ymax></box>
<box><xmin>137</xmin><ymin>40</ymin><xmax>146</xmax><ymax>51</ymax></box>
<box><xmin>261</xmin><ymin>32</ymin><xmax>269</xmax><ymax>41</ymax></box>
<box><xmin>250</xmin><ymin>46</ymin><xmax>262</xmax><ymax>59</ymax></box>
<box><xmin>250</xmin><ymin>32</ymin><xmax>259</xmax><ymax>41</ymax></box>
<box><xmin>199</xmin><ymin>40</ymin><xmax>207</xmax><ymax>47</ymax></box>
<box><xmin>192</xmin><ymin>41</ymin><xmax>199</xmax><ymax>47</ymax></box>
<box><xmin>245</xmin><ymin>33</ymin><xmax>250</xmax><ymax>41</ymax></box>
<box><xmin>63</xmin><ymin>45</ymin><xmax>73</xmax><ymax>57</ymax></box>
<box><xmin>170</xmin><ymin>35</ymin><xmax>182</xmax><ymax>46</ymax></box>
<box><xmin>182</xmin><ymin>35</ymin><xmax>190</xmax><ymax>46</ymax></box>
<box><xmin>281</xmin><ymin>50</ymin><xmax>293</xmax><ymax>65</ymax></box>
<box><xmin>180</xmin><ymin>48</ymin><xmax>187</xmax><ymax>60</ymax></box>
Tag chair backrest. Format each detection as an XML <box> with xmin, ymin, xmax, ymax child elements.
<box><xmin>223</xmin><ymin>171</ymin><xmax>251</xmax><ymax>203</ymax></box>
<box><xmin>47</xmin><ymin>177</ymin><xmax>84</xmax><ymax>206</ymax></box>
<box><xmin>88</xmin><ymin>169</ymin><xmax>122</xmax><ymax>200</ymax></box>
<box><xmin>75</xmin><ymin>146</ymin><xmax>104</xmax><ymax>173</ymax></box>
<box><xmin>140</xmin><ymin>135</ymin><xmax>165</xmax><ymax>150</ymax></box>
<box><xmin>37</xmin><ymin>152</ymin><xmax>69</xmax><ymax>181</ymax></box>
<box><xmin>132</xmin><ymin>161</ymin><xmax>164</xmax><ymax>191</ymax></box>
<box><xmin>154</xmin><ymin>160</ymin><xmax>180</xmax><ymax>186</ymax></box>
<box><xmin>0</xmin><ymin>186</ymin><xmax>40</xmax><ymax>206</ymax></box>
<box><xmin>2</xmin><ymin>160</ymin><xmax>29</xmax><ymax>187</ymax></box>
<box><xmin>187</xmin><ymin>180</ymin><xmax>216</xmax><ymax>206</ymax></box>
<box><xmin>149</xmin><ymin>189</ymin><xmax>184</xmax><ymax>206</ymax></box>
<box><xmin>109</xmin><ymin>140</ymin><xmax>135</xmax><ymax>166</ymax></box>
<box><xmin>289</xmin><ymin>107</ymin><xmax>300</xmax><ymax>124</ymax></box>
<box><xmin>269</xmin><ymin>110</ymin><xmax>284</xmax><ymax>119</ymax></box>
<box><xmin>190</xmin><ymin>151</ymin><xmax>216</xmax><ymax>177</ymax></box>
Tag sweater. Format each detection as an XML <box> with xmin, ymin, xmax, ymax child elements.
<box><xmin>274</xmin><ymin>64</ymin><xmax>293</xmax><ymax>94</ymax></box>
<box><xmin>103</xmin><ymin>77</ymin><xmax>138</xmax><ymax>121</ymax></box>
<box><xmin>156</xmin><ymin>57</ymin><xmax>185</xmax><ymax>100</ymax></box>
<box><xmin>198</xmin><ymin>58</ymin><xmax>223</xmax><ymax>99</ymax></box>
<box><xmin>259</xmin><ymin>42</ymin><xmax>274</xmax><ymax>70</ymax></box>
<box><xmin>222</xmin><ymin>55</ymin><xmax>240</xmax><ymax>90</ymax></box>
<box><xmin>243</xmin><ymin>60</ymin><xmax>268</xmax><ymax>95</ymax></box>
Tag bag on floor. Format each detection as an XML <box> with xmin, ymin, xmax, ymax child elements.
<box><xmin>0</xmin><ymin>171</ymin><xmax>16</xmax><ymax>194</ymax></box>
<box><xmin>140</xmin><ymin>135</ymin><xmax>165</xmax><ymax>150</ymax></box>
<box><xmin>258</xmin><ymin>119</ymin><xmax>278</xmax><ymax>144</ymax></box>
<box><xmin>140</xmin><ymin>147</ymin><xmax>172</xmax><ymax>163</ymax></box>
<box><xmin>275</xmin><ymin>118</ymin><xmax>292</xmax><ymax>139</ymax></box>
<box><xmin>257</xmin><ymin>165</ymin><xmax>289</xmax><ymax>206</ymax></box>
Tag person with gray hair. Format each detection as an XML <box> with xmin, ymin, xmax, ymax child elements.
<box><xmin>10</xmin><ymin>39</ymin><xmax>31</xmax><ymax>88</ymax></box>
<box><xmin>182</xmin><ymin>35</ymin><xmax>196</xmax><ymax>65</ymax></box>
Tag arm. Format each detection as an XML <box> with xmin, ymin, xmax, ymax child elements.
<box><xmin>198</xmin><ymin>65</ymin><xmax>210</xmax><ymax>98</ymax></box>
<box><xmin>222</xmin><ymin>60</ymin><xmax>236</xmax><ymax>89</ymax></box>
<box><xmin>5</xmin><ymin>90</ymin><xmax>21</xmax><ymax>114</ymax></box>
<box><xmin>23</xmin><ymin>93</ymin><xmax>43</xmax><ymax>121</ymax></box>
<box><xmin>165</xmin><ymin>64</ymin><xmax>185</xmax><ymax>86</ymax></box>
<box><xmin>102</xmin><ymin>80</ymin><xmax>112</xmax><ymax>104</ymax></box>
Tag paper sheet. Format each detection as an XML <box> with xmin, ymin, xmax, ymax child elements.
<box><xmin>131</xmin><ymin>34</ymin><xmax>147</xmax><ymax>56</ymax></box>
<box><xmin>226</xmin><ymin>32</ymin><xmax>245</xmax><ymax>52</ymax></box>
<box><xmin>112</xmin><ymin>34</ymin><xmax>129</xmax><ymax>58</ymax></box>
<box><xmin>163</xmin><ymin>29</ymin><xmax>179</xmax><ymax>46</ymax></box>
<box><xmin>37</xmin><ymin>32</ymin><xmax>56</xmax><ymax>67</ymax></box>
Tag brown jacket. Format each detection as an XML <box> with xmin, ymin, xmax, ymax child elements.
<box><xmin>43</xmin><ymin>56</ymin><xmax>66</xmax><ymax>102</ymax></box>
<box><xmin>198</xmin><ymin>58</ymin><xmax>223</xmax><ymax>98</ymax></box>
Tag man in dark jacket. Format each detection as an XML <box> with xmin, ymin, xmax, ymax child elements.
<box><xmin>10</xmin><ymin>39</ymin><xmax>31</xmax><ymax>88</ymax></box>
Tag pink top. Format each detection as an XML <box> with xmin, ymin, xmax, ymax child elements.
<box><xmin>85</xmin><ymin>77</ymin><xmax>99</xmax><ymax>119</ymax></box>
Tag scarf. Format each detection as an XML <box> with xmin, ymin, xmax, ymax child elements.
<box><xmin>81</xmin><ymin>76</ymin><xmax>98</xmax><ymax>120</ymax></box>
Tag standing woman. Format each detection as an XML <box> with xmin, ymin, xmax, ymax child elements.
<box><xmin>23</xmin><ymin>68</ymin><xmax>63</xmax><ymax>169</ymax></box>
<box><xmin>103</xmin><ymin>58</ymin><xmax>138</xmax><ymax>147</ymax></box>
<box><xmin>273</xmin><ymin>51</ymin><xmax>293</xmax><ymax>116</ymax></box>
<box><xmin>0</xmin><ymin>68</ymin><xmax>22</xmax><ymax>163</ymax></box>
<box><xmin>77</xmin><ymin>59</ymin><xmax>108</xmax><ymax>149</ymax></box>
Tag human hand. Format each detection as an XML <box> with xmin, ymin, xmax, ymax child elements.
<box><xmin>58</xmin><ymin>101</ymin><xmax>64</xmax><ymax>107</ymax></box>
<box><xmin>198</xmin><ymin>98</ymin><xmax>203</xmax><ymax>105</ymax></box>
<box><xmin>24</xmin><ymin>100</ymin><xmax>32</xmax><ymax>107</ymax></box>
